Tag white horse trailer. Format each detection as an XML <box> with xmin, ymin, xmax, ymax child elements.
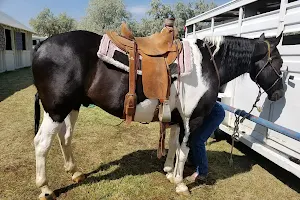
<box><xmin>185</xmin><ymin>0</ymin><xmax>300</xmax><ymax>178</ymax></box>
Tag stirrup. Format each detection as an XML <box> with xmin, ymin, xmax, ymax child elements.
<box><xmin>158</xmin><ymin>100</ymin><xmax>171</xmax><ymax>122</ymax></box>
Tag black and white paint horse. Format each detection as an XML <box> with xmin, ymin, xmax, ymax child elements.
<box><xmin>32</xmin><ymin>29</ymin><xmax>284</xmax><ymax>199</ymax></box>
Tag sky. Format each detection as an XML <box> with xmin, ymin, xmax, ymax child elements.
<box><xmin>0</xmin><ymin>0</ymin><xmax>229</xmax><ymax>29</ymax></box>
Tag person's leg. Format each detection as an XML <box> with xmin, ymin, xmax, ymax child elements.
<box><xmin>188</xmin><ymin>102</ymin><xmax>225</xmax><ymax>165</ymax></box>
<box><xmin>188</xmin><ymin>102</ymin><xmax>225</xmax><ymax>180</ymax></box>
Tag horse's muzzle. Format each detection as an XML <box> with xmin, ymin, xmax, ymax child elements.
<box><xmin>269</xmin><ymin>89</ymin><xmax>285</xmax><ymax>101</ymax></box>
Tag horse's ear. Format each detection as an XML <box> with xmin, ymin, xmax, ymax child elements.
<box><xmin>253</xmin><ymin>40</ymin><xmax>268</xmax><ymax>58</ymax></box>
<box><xmin>259</xmin><ymin>33</ymin><xmax>265</xmax><ymax>41</ymax></box>
<box><xmin>274</xmin><ymin>31</ymin><xmax>283</xmax><ymax>46</ymax></box>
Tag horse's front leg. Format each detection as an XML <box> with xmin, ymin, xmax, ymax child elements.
<box><xmin>163</xmin><ymin>124</ymin><xmax>180</xmax><ymax>182</ymax></box>
<box><xmin>173</xmin><ymin>118</ymin><xmax>191</xmax><ymax>196</ymax></box>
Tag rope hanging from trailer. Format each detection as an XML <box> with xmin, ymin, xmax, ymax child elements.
<box><xmin>229</xmin><ymin>91</ymin><xmax>262</xmax><ymax>166</ymax></box>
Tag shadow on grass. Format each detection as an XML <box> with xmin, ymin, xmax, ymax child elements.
<box><xmin>0</xmin><ymin>67</ymin><xmax>33</xmax><ymax>102</ymax></box>
<box><xmin>213</xmin><ymin>130</ymin><xmax>300</xmax><ymax>193</ymax></box>
<box><xmin>54</xmin><ymin>149</ymin><xmax>253</xmax><ymax>197</ymax></box>
<box><xmin>233</xmin><ymin>141</ymin><xmax>300</xmax><ymax>193</ymax></box>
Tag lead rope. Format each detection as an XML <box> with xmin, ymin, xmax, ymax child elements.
<box><xmin>229</xmin><ymin>87</ymin><xmax>263</xmax><ymax>166</ymax></box>
<box><xmin>229</xmin><ymin>110</ymin><xmax>242</xmax><ymax>166</ymax></box>
<box><xmin>229</xmin><ymin>41</ymin><xmax>275</xmax><ymax>165</ymax></box>
<box><xmin>204</xmin><ymin>41</ymin><xmax>220</xmax><ymax>88</ymax></box>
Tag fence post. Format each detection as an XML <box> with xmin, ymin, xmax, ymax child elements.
<box><xmin>193</xmin><ymin>23</ymin><xmax>196</xmax><ymax>38</ymax></box>
<box><xmin>278</xmin><ymin>0</ymin><xmax>288</xmax><ymax>37</ymax></box>
<box><xmin>238</xmin><ymin>6</ymin><xmax>244</xmax><ymax>36</ymax></box>
<box><xmin>211</xmin><ymin>17</ymin><xmax>214</xmax><ymax>36</ymax></box>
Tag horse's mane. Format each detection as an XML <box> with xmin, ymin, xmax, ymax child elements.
<box><xmin>203</xmin><ymin>36</ymin><xmax>224</xmax><ymax>56</ymax></box>
<box><xmin>204</xmin><ymin>35</ymin><xmax>255</xmax><ymax>76</ymax></box>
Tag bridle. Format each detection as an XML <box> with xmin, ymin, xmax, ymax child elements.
<box><xmin>229</xmin><ymin>40</ymin><xmax>283</xmax><ymax>165</ymax></box>
<box><xmin>201</xmin><ymin>40</ymin><xmax>282</xmax><ymax>166</ymax></box>
<box><xmin>254</xmin><ymin>40</ymin><xmax>282</xmax><ymax>94</ymax></box>
<box><xmin>244</xmin><ymin>40</ymin><xmax>283</xmax><ymax>114</ymax></box>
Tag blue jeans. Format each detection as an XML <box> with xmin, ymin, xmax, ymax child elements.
<box><xmin>189</xmin><ymin>102</ymin><xmax>225</xmax><ymax>176</ymax></box>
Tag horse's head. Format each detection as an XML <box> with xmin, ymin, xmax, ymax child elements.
<box><xmin>250</xmin><ymin>33</ymin><xmax>284</xmax><ymax>101</ymax></box>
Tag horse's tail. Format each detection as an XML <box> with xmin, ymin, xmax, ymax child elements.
<box><xmin>34</xmin><ymin>93</ymin><xmax>40</xmax><ymax>135</ymax></box>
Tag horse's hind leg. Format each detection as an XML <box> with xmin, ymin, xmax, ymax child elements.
<box><xmin>34</xmin><ymin>112</ymin><xmax>63</xmax><ymax>200</ymax></box>
<box><xmin>57</xmin><ymin>110</ymin><xmax>85</xmax><ymax>183</ymax></box>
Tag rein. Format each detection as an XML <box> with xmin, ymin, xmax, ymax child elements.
<box><xmin>228</xmin><ymin>40</ymin><xmax>282</xmax><ymax>165</ymax></box>
<box><xmin>204</xmin><ymin>41</ymin><xmax>221</xmax><ymax>88</ymax></box>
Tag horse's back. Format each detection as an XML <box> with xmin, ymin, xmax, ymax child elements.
<box><xmin>32</xmin><ymin>30</ymin><xmax>101</xmax><ymax>63</ymax></box>
<box><xmin>32</xmin><ymin>30</ymin><xmax>101</xmax><ymax>122</ymax></box>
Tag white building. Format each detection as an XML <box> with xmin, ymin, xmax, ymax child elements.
<box><xmin>185</xmin><ymin>0</ymin><xmax>300</xmax><ymax>178</ymax></box>
<box><xmin>0</xmin><ymin>10</ymin><xmax>35</xmax><ymax>73</ymax></box>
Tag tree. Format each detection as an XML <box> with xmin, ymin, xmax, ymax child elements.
<box><xmin>174</xmin><ymin>0</ymin><xmax>217</xmax><ymax>37</ymax></box>
<box><xmin>194</xmin><ymin>0</ymin><xmax>217</xmax><ymax>15</ymax></box>
<box><xmin>76</xmin><ymin>0</ymin><xmax>216</xmax><ymax>37</ymax></box>
<box><xmin>78</xmin><ymin>0</ymin><xmax>131</xmax><ymax>34</ymax></box>
<box><xmin>130</xmin><ymin>0</ymin><xmax>217</xmax><ymax>37</ymax></box>
<box><xmin>173</xmin><ymin>2</ymin><xmax>196</xmax><ymax>37</ymax></box>
<box><xmin>30</xmin><ymin>8</ymin><xmax>76</xmax><ymax>37</ymax></box>
<box><xmin>133</xmin><ymin>0</ymin><xmax>174</xmax><ymax>36</ymax></box>
<box><xmin>57</xmin><ymin>13</ymin><xmax>77</xmax><ymax>34</ymax></box>
<box><xmin>147</xmin><ymin>0</ymin><xmax>174</xmax><ymax>20</ymax></box>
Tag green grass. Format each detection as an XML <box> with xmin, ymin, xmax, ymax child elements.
<box><xmin>0</xmin><ymin>67</ymin><xmax>299</xmax><ymax>200</ymax></box>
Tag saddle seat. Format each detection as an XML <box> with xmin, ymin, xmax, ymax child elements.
<box><xmin>120</xmin><ymin>22</ymin><xmax>181</xmax><ymax>56</ymax></box>
<box><xmin>106</xmin><ymin>22</ymin><xmax>182</xmax><ymax>124</ymax></box>
<box><xmin>108</xmin><ymin>23</ymin><xmax>182</xmax><ymax>61</ymax></box>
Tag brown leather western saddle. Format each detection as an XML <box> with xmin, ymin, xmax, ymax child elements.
<box><xmin>106</xmin><ymin>22</ymin><xmax>182</xmax><ymax>124</ymax></box>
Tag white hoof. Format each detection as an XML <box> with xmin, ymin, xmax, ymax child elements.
<box><xmin>39</xmin><ymin>185</ymin><xmax>56</xmax><ymax>200</ymax></box>
<box><xmin>174</xmin><ymin>176</ymin><xmax>183</xmax><ymax>184</ymax></box>
<box><xmin>176</xmin><ymin>183</ymin><xmax>190</xmax><ymax>196</ymax></box>
<box><xmin>166</xmin><ymin>172</ymin><xmax>174</xmax><ymax>183</ymax></box>
<box><xmin>39</xmin><ymin>193</ymin><xmax>56</xmax><ymax>200</ymax></box>
<box><xmin>72</xmin><ymin>171</ymin><xmax>86</xmax><ymax>183</ymax></box>
<box><xmin>163</xmin><ymin>166</ymin><xmax>173</xmax><ymax>173</ymax></box>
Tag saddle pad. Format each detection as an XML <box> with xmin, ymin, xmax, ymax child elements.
<box><xmin>97</xmin><ymin>34</ymin><xmax>192</xmax><ymax>77</ymax></box>
<box><xmin>97</xmin><ymin>34</ymin><xmax>142</xmax><ymax>75</ymax></box>
<box><xmin>173</xmin><ymin>40</ymin><xmax>192</xmax><ymax>77</ymax></box>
